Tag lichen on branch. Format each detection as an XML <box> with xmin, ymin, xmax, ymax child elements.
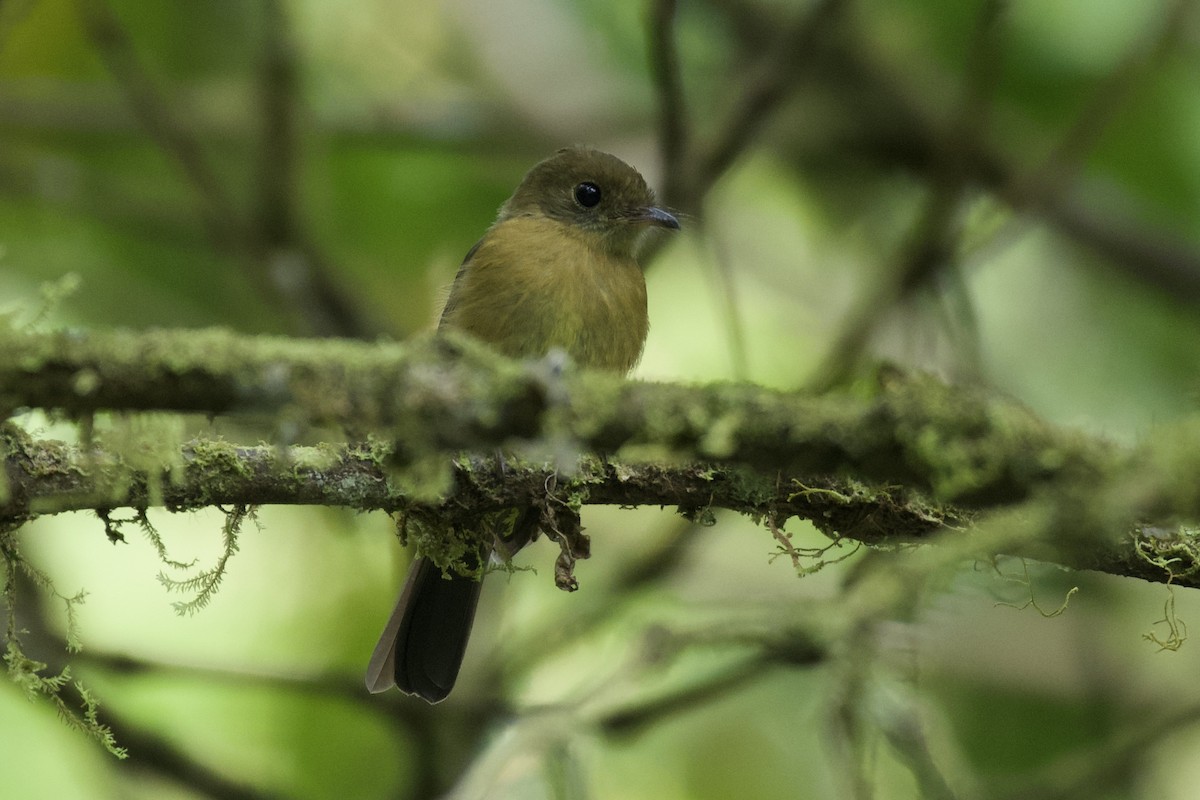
<box><xmin>2</xmin><ymin>324</ymin><xmax>1200</xmax><ymax>588</ymax></box>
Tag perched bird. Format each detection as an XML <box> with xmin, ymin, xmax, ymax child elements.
<box><xmin>365</xmin><ymin>146</ymin><xmax>680</xmax><ymax>702</ymax></box>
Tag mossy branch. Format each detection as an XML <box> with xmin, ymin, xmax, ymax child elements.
<box><xmin>2</xmin><ymin>326</ymin><xmax>1200</xmax><ymax>589</ymax></box>
<box><xmin>0</xmin><ymin>326</ymin><xmax>1113</xmax><ymax>499</ymax></box>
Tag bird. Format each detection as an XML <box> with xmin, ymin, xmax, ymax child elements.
<box><xmin>364</xmin><ymin>146</ymin><xmax>680</xmax><ymax>702</ymax></box>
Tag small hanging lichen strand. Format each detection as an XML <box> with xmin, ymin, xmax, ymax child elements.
<box><xmin>1</xmin><ymin>522</ymin><xmax>125</xmax><ymax>758</ymax></box>
<box><xmin>157</xmin><ymin>504</ymin><xmax>254</xmax><ymax>615</ymax></box>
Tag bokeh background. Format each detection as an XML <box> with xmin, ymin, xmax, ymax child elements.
<box><xmin>4</xmin><ymin>0</ymin><xmax>1200</xmax><ymax>798</ymax></box>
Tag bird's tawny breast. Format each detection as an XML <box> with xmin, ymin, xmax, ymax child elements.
<box><xmin>440</xmin><ymin>216</ymin><xmax>649</xmax><ymax>374</ymax></box>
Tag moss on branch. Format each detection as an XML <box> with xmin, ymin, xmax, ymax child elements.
<box><xmin>1</xmin><ymin>429</ymin><xmax>1198</xmax><ymax>589</ymax></box>
<box><xmin>0</xmin><ymin>328</ymin><xmax>1114</xmax><ymax>504</ymax></box>
<box><xmin>3</xmin><ymin>326</ymin><xmax>1200</xmax><ymax>589</ymax></box>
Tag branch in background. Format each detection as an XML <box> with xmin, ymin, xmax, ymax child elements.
<box><xmin>483</xmin><ymin>517</ymin><xmax>703</xmax><ymax>689</ymax></box>
<box><xmin>599</xmin><ymin>655</ymin><xmax>781</xmax><ymax>737</ymax></box>
<box><xmin>9</xmin><ymin>562</ymin><xmax>407</xmax><ymax>798</ymax></box>
<box><xmin>647</xmin><ymin>0</ymin><xmax>846</xmax><ymax>214</ymax></box>
<box><xmin>1012</xmin><ymin>0</ymin><xmax>1193</xmax><ymax>204</ymax></box>
<box><xmin>811</xmin><ymin>0</ymin><xmax>1176</xmax><ymax>391</ymax></box>
<box><xmin>994</xmin><ymin>703</ymin><xmax>1200</xmax><ymax>800</ymax></box>
<box><xmin>74</xmin><ymin>0</ymin><xmax>246</xmax><ymax>246</ymax></box>
<box><xmin>849</xmin><ymin>85</ymin><xmax>1200</xmax><ymax>309</ymax></box>
<box><xmin>968</xmin><ymin>0</ymin><xmax>1200</xmax><ymax>323</ymax></box>
<box><xmin>253</xmin><ymin>0</ymin><xmax>377</xmax><ymax>339</ymax></box>
<box><xmin>256</xmin><ymin>0</ymin><xmax>300</xmax><ymax>255</ymax></box>
<box><xmin>807</xmin><ymin>171</ymin><xmax>966</xmax><ymax>392</ymax></box>
<box><xmin>990</xmin><ymin>163</ymin><xmax>1200</xmax><ymax>303</ymax></box>
<box><xmin>84</xmin><ymin>701</ymin><xmax>277</xmax><ymax>800</ymax></box>
<box><xmin>841</xmin><ymin>9</ymin><xmax>1200</xmax><ymax>309</ymax></box>
<box><xmin>647</xmin><ymin>0</ymin><xmax>689</xmax><ymax>203</ymax></box>
<box><xmin>691</xmin><ymin>0</ymin><xmax>846</xmax><ymax>206</ymax></box>
<box><xmin>699</xmin><ymin>0</ymin><xmax>1200</xmax><ymax>312</ymax></box>
<box><xmin>11</xmin><ymin>0</ymin><xmax>1199</xmax><ymax>319</ymax></box>
<box><xmin>648</xmin><ymin>0</ymin><xmax>879</xmax><ymax>382</ymax></box>
<box><xmin>75</xmin><ymin>0</ymin><xmax>377</xmax><ymax>339</ymax></box>
<box><xmin>646</xmin><ymin>0</ymin><xmax>752</xmax><ymax>377</ymax></box>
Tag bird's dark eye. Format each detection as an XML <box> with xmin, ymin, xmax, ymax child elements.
<box><xmin>574</xmin><ymin>181</ymin><xmax>602</xmax><ymax>208</ymax></box>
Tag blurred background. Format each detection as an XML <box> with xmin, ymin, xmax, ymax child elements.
<box><xmin>4</xmin><ymin>0</ymin><xmax>1200</xmax><ymax>798</ymax></box>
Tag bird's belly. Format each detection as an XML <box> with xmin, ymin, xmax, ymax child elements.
<box><xmin>497</xmin><ymin>262</ymin><xmax>645</xmax><ymax>371</ymax></box>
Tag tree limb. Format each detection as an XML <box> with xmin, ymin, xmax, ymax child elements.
<box><xmin>0</xmin><ymin>327</ymin><xmax>1107</xmax><ymax>502</ymax></box>
<box><xmin>2</xmin><ymin>326</ymin><xmax>1200</xmax><ymax>589</ymax></box>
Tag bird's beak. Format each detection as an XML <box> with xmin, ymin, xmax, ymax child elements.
<box><xmin>637</xmin><ymin>206</ymin><xmax>681</xmax><ymax>230</ymax></box>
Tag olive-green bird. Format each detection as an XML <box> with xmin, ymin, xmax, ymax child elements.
<box><xmin>365</xmin><ymin>146</ymin><xmax>680</xmax><ymax>702</ymax></box>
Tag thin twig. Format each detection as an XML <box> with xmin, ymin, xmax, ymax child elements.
<box><xmin>705</xmin><ymin>220</ymin><xmax>751</xmax><ymax>379</ymax></box>
<box><xmin>994</xmin><ymin>703</ymin><xmax>1200</xmax><ymax>800</ymax></box>
<box><xmin>256</xmin><ymin>0</ymin><xmax>300</xmax><ymax>250</ymax></box>
<box><xmin>707</xmin><ymin>0</ymin><xmax>1200</xmax><ymax>309</ymax></box>
<box><xmin>480</xmin><ymin>516</ymin><xmax>700</xmax><ymax>688</ymax></box>
<box><xmin>807</xmin><ymin>176</ymin><xmax>963</xmax><ymax>392</ymax></box>
<box><xmin>600</xmin><ymin>655</ymin><xmax>776</xmax><ymax>737</ymax></box>
<box><xmin>74</xmin><ymin>0</ymin><xmax>245</xmax><ymax>246</ymax></box>
<box><xmin>647</xmin><ymin>0</ymin><xmax>690</xmax><ymax>204</ymax></box>
<box><xmin>251</xmin><ymin>0</ymin><xmax>375</xmax><ymax>338</ymax></box>
<box><xmin>808</xmin><ymin>1</ymin><xmax>1007</xmax><ymax>390</ymax></box>
<box><xmin>693</xmin><ymin>0</ymin><xmax>845</xmax><ymax>202</ymax></box>
<box><xmin>1012</xmin><ymin>0</ymin><xmax>1193</xmax><ymax>204</ymax></box>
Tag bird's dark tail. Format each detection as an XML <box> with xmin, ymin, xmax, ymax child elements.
<box><xmin>365</xmin><ymin>508</ymin><xmax>538</xmax><ymax>702</ymax></box>
<box><xmin>364</xmin><ymin>554</ymin><xmax>484</xmax><ymax>702</ymax></box>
